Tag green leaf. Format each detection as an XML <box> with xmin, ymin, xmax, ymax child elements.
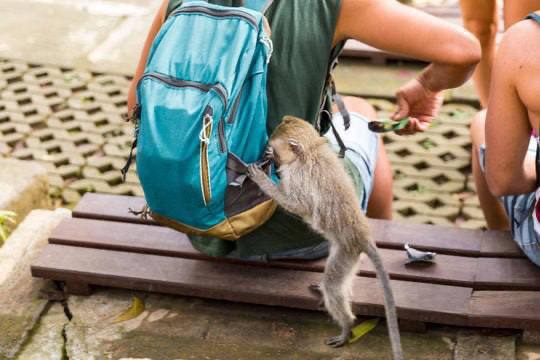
<box><xmin>348</xmin><ymin>318</ymin><xmax>380</xmax><ymax>344</ymax></box>
<box><xmin>0</xmin><ymin>225</ymin><xmax>7</xmax><ymax>243</ymax></box>
<box><xmin>112</xmin><ymin>296</ymin><xmax>145</xmax><ymax>323</ymax></box>
<box><xmin>0</xmin><ymin>210</ymin><xmax>17</xmax><ymax>218</ymax></box>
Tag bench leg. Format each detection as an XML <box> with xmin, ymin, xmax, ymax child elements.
<box><xmin>64</xmin><ymin>281</ymin><xmax>91</xmax><ymax>295</ymax></box>
<box><xmin>398</xmin><ymin>319</ymin><xmax>426</xmax><ymax>333</ymax></box>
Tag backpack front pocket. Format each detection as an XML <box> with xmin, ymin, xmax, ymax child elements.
<box><xmin>136</xmin><ymin>72</ymin><xmax>228</xmax><ymax>229</ymax></box>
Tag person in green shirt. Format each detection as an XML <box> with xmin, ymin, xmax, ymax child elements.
<box><xmin>128</xmin><ymin>0</ymin><xmax>480</xmax><ymax>260</ymax></box>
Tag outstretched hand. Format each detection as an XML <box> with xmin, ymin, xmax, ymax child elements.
<box><xmin>391</xmin><ymin>78</ymin><xmax>444</xmax><ymax>135</ymax></box>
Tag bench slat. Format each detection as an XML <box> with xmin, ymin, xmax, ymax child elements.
<box><xmin>31</xmin><ymin>244</ymin><xmax>472</xmax><ymax>327</ymax></box>
<box><xmin>468</xmin><ymin>291</ymin><xmax>540</xmax><ymax>329</ymax></box>
<box><xmin>475</xmin><ymin>258</ymin><xmax>540</xmax><ymax>290</ymax></box>
<box><xmin>358</xmin><ymin>248</ymin><xmax>477</xmax><ymax>288</ymax></box>
<box><xmin>49</xmin><ymin>217</ymin><xmax>326</xmax><ymax>273</ymax></box>
<box><xmin>73</xmin><ymin>193</ymin><xmax>522</xmax><ymax>258</ymax></box>
<box><xmin>51</xmin><ymin>217</ymin><xmax>480</xmax><ymax>288</ymax></box>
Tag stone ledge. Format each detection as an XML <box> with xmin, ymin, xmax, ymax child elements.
<box><xmin>0</xmin><ymin>208</ymin><xmax>70</xmax><ymax>359</ymax></box>
<box><xmin>0</xmin><ymin>158</ymin><xmax>50</xmax><ymax>233</ymax></box>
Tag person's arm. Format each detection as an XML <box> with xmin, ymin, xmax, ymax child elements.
<box><xmin>459</xmin><ymin>0</ymin><xmax>498</xmax><ymax>108</ymax></box>
<box><xmin>484</xmin><ymin>20</ymin><xmax>540</xmax><ymax>196</ymax></box>
<box><xmin>335</xmin><ymin>0</ymin><xmax>481</xmax><ymax>134</ymax></box>
<box><xmin>504</xmin><ymin>0</ymin><xmax>540</xmax><ymax>29</ymax></box>
<box><xmin>127</xmin><ymin>0</ymin><xmax>169</xmax><ymax>116</ymax></box>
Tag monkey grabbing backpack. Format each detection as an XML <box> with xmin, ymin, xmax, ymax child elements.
<box><xmin>122</xmin><ymin>0</ymin><xmax>277</xmax><ymax>240</ymax></box>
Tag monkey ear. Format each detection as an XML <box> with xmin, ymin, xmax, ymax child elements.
<box><xmin>288</xmin><ymin>139</ymin><xmax>303</xmax><ymax>156</ymax></box>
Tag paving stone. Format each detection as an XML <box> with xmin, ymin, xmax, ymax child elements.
<box><xmin>65</xmin><ymin>289</ymin><xmax>456</xmax><ymax>360</ymax></box>
<box><xmin>457</xmin><ymin>219</ymin><xmax>487</xmax><ymax>230</ymax></box>
<box><xmin>523</xmin><ymin>331</ymin><xmax>540</xmax><ymax>345</ymax></box>
<box><xmin>16</xmin><ymin>303</ymin><xmax>68</xmax><ymax>360</ymax></box>
<box><xmin>0</xmin><ymin>1</ymin><xmax>122</xmax><ymax>70</ymax></box>
<box><xmin>462</xmin><ymin>206</ymin><xmax>486</xmax><ymax>221</ymax></box>
<box><xmin>454</xmin><ymin>331</ymin><xmax>516</xmax><ymax>360</ymax></box>
<box><xmin>517</xmin><ymin>344</ymin><xmax>540</xmax><ymax>360</ymax></box>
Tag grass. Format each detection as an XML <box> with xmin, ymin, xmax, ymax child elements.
<box><xmin>0</xmin><ymin>210</ymin><xmax>17</xmax><ymax>245</ymax></box>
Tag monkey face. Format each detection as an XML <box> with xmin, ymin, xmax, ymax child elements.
<box><xmin>269</xmin><ymin>116</ymin><xmax>322</xmax><ymax>166</ymax></box>
<box><xmin>268</xmin><ymin>138</ymin><xmax>295</xmax><ymax>166</ymax></box>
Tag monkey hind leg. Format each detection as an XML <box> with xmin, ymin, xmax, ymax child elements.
<box><xmin>308</xmin><ymin>283</ymin><xmax>325</xmax><ymax>309</ymax></box>
<box><xmin>320</xmin><ymin>247</ymin><xmax>360</xmax><ymax>347</ymax></box>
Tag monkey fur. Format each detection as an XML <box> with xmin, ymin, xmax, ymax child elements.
<box><xmin>247</xmin><ymin>116</ymin><xmax>403</xmax><ymax>359</ymax></box>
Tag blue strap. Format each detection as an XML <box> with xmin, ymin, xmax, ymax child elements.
<box><xmin>526</xmin><ymin>11</ymin><xmax>540</xmax><ymax>23</ymax></box>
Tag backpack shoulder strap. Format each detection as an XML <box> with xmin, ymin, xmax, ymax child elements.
<box><xmin>526</xmin><ymin>11</ymin><xmax>540</xmax><ymax>23</ymax></box>
<box><xmin>165</xmin><ymin>0</ymin><xmax>183</xmax><ymax>20</ymax></box>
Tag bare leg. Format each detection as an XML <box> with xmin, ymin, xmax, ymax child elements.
<box><xmin>367</xmin><ymin>138</ymin><xmax>393</xmax><ymax>220</ymax></box>
<box><xmin>459</xmin><ymin>0</ymin><xmax>498</xmax><ymax>108</ymax></box>
<box><xmin>339</xmin><ymin>96</ymin><xmax>393</xmax><ymax>220</ymax></box>
<box><xmin>503</xmin><ymin>0</ymin><xmax>540</xmax><ymax>29</ymax></box>
<box><xmin>470</xmin><ymin>110</ymin><xmax>510</xmax><ymax>230</ymax></box>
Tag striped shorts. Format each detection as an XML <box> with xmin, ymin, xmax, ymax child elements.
<box><xmin>480</xmin><ymin>138</ymin><xmax>540</xmax><ymax>266</ymax></box>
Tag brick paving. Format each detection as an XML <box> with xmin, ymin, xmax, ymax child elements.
<box><xmin>0</xmin><ymin>57</ymin><xmax>485</xmax><ymax>229</ymax></box>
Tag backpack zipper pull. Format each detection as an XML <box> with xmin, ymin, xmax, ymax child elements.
<box><xmin>120</xmin><ymin>122</ymin><xmax>139</xmax><ymax>182</ymax></box>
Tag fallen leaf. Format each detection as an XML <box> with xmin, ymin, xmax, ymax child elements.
<box><xmin>349</xmin><ymin>318</ymin><xmax>380</xmax><ymax>344</ymax></box>
<box><xmin>112</xmin><ymin>296</ymin><xmax>145</xmax><ymax>323</ymax></box>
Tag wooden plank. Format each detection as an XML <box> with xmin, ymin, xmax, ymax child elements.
<box><xmin>479</xmin><ymin>233</ymin><xmax>523</xmax><ymax>258</ymax></box>
<box><xmin>73</xmin><ymin>193</ymin><xmax>157</xmax><ymax>225</ymax></box>
<box><xmin>74</xmin><ymin>194</ymin><xmax>517</xmax><ymax>258</ymax></box>
<box><xmin>475</xmin><ymin>258</ymin><xmax>540</xmax><ymax>291</ymax></box>
<box><xmin>468</xmin><ymin>291</ymin><xmax>540</xmax><ymax>329</ymax></box>
<box><xmin>368</xmin><ymin>219</ymin><xmax>482</xmax><ymax>256</ymax></box>
<box><xmin>49</xmin><ymin>217</ymin><xmax>326</xmax><ymax>273</ymax></box>
<box><xmin>51</xmin><ymin>217</ymin><xmax>485</xmax><ymax>288</ymax></box>
<box><xmin>31</xmin><ymin>244</ymin><xmax>472</xmax><ymax>327</ymax></box>
<box><xmin>358</xmin><ymin>248</ymin><xmax>477</xmax><ymax>288</ymax></box>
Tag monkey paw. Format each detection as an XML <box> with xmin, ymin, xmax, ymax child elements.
<box><xmin>247</xmin><ymin>164</ymin><xmax>266</xmax><ymax>182</ymax></box>
<box><xmin>326</xmin><ymin>334</ymin><xmax>349</xmax><ymax>348</ymax></box>
<box><xmin>264</xmin><ymin>145</ymin><xmax>274</xmax><ymax>159</ymax></box>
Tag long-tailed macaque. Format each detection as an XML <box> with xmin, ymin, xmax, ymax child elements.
<box><xmin>247</xmin><ymin>116</ymin><xmax>403</xmax><ymax>359</ymax></box>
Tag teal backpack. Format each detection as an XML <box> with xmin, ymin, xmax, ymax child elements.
<box><xmin>122</xmin><ymin>0</ymin><xmax>277</xmax><ymax>240</ymax></box>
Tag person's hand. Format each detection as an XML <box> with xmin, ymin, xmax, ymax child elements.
<box><xmin>391</xmin><ymin>78</ymin><xmax>444</xmax><ymax>135</ymax></box>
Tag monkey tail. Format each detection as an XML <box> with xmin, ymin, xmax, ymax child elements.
<box><xmin>364</xmin><ymin>242</ymin><xmax>403</xmax><ymax>360</ymax></box>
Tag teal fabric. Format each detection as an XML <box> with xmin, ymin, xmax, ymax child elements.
<box><xmin>137</xmin><ymin>1</ymin><xmax>272</xmax><ymax>230</ymax></box>
<box><xmin>526</xmin><ymin>11</ymin><xmax>540</xmax><ymax>22</ymax></box>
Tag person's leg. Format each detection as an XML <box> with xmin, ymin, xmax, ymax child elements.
<box><xmin>470</xmin><ymin>110</ymin><xmax>510</xmax><ymax>230</ymax></box>
<box><xmin>459</xmin><ymin>0</ymin><xmax>498</xmax><ymax>108</ymax></box>
<box><xmin>340</xmin><ymin>96</ymin><xmax>393</xmax><ymax>220</ymax></box>
<box><xmin>503</xmin><ymin>0</ymin><xmax>540</xmax><ymax>29</ymax></box>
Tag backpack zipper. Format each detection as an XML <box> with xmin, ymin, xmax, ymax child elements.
<box><xmin>172</xmin><ymin>5</ymin><xmax>257</xmax><ymax>28</ymax></box>
<box><xmin>227</xmin><ymin>87</ymin><xmax>243</xmax><ymax>124</ymax></box>
<box><xmin>218</xmin><ymin>119</ymin><xmax>227</xmax><ymax>152</ymax></box>
<box><xmin>200</xmin><ymin>106</ymin><xmax>214</xmax><ymax>206</ymax></box>
<box><xmin>138</xmin><ymin>73</ymin><xmax>228</xmax><ymax>109</ymax></box>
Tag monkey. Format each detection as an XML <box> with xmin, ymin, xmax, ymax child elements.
<box><xmin>247</xmin><ymin>115</ymin><xmax>403</xmax><ymax>359</ymax></box>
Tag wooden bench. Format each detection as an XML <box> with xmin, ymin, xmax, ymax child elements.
<box><xmin>31</xmin><ymin>193</ymin><xmax>540</xmax><ymax>330</ymax></box>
